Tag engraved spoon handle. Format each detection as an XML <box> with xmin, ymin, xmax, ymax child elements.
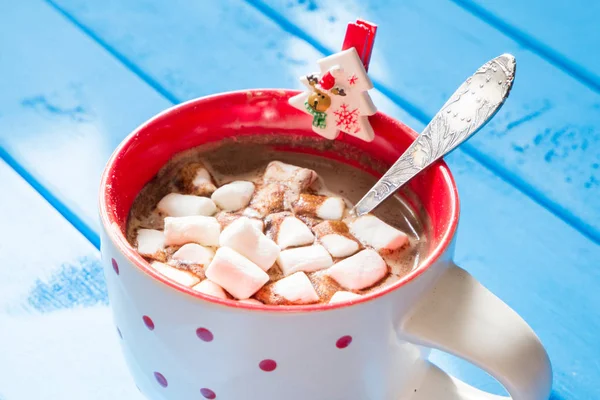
<box><xmin>353</xmin><ymin>53</ymin><xmax>516</xmax><ymax>216</ymax></box>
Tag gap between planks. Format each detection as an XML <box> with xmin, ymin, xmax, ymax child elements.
<box><xmin>0</xmin><ymin>146</ymin><xmax>100</xmax><ymax>248</ymax></box>
<box><xmin>450</xmin><ymin>0</ymin><xmax>600</xmax><ymax>95</ymax></box>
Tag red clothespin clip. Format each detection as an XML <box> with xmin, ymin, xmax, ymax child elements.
<box><xmin>341</xmin><ymin>19</ymin><xmax>377</xmax><ymax>71</ymax></box>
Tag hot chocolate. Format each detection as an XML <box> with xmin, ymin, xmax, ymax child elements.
<box><xmin>127</xmin><ymin>142</ymin><xmax>427</xmax><ymax>305</ymax></box>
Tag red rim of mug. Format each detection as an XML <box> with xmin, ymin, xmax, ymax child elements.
<box><xmin>99</xmin><ymin>89</ymin><xmax>460</xmax><ymax>313</ymax></box>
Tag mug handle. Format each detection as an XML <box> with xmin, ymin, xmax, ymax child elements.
<box><xmin>402</xmin><ymin>264</ymin><xmax>553</xmax><ymax>400</ymax></box>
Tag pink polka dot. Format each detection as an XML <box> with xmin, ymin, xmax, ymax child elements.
<box><xmin>259</xmin><ymin>359</ymin><xmax>277</xmax><ymax>372</ymax></box>
<box><xmin>154</xmin><ymin>372</ymin><xmax>168</xmax><ymax>388</ymax></box>
<box><xmin>196</xmin><ymin>327</ymin><xmax>214</xmax><ymax>342</ymax></box>
<box><xmin>143</xmin><ymin>315</ymin><xmax>155</xmax><ymax>330</ymax></box>
<box><xmin>336</xmin><ymin>335</ymin><xmax>352</xmax><ymax>349</ymax></box>
<box><xmin>112</xmin><ymin>258</ymin><xmax>119</xmax><ymax>275</ymax></box>
<box><xmin>200</xmin><ymin>388</ymin><xmax>216</xmax><ymax>399</ymax></box>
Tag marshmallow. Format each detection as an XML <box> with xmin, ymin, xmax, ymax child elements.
<box><xmin>329</xmin><ymin>291</ymin><xmax>362</xmax><ymax>304</ymax></box>
<box><xmin>249</xmin><ymin>183</ymin><xmax>286</xmax><ymax>217</ymax></box>
<box><xmin>243</xmin><ymin>208</ymin><xmax>262</xmax><ymax>219</ymax></box>
<box><xmin>249</xmin><ymin>219</ymin><xmax>264</xmax><ymax>233</ymax></box>
<box><xmin>349</xmin><ymin>215</ymin><xmax>409</xmax><ymax>251</ymax></box>
<box><xmin>317</xmin><ymin>197</ymin><xmax>346</xmax><ymax>220</ymax></box>
<box><xmin>211</xmin><ymin>181</ymin><xmax>255</xmax><ymax>211</ymax></box>
<box><xmin>205</xmin><ymin>247</ymin><xmax>269</xmax><ymax>299</ymax></box>
<box><xmin>321</xmin><ymin>234</ymin><xmax>359</xmax><ymax>258</ymax></box>
<box><xmin>216</xmin><ymin>212</ymin><xmax>264</xmax><ymax>233</ymax></box>
<box><xmin>327</xmin><ymin>249</ymin><xmax>388</xmax><ymax>290</ymax></box>
<box><xmin>192</xmin><ymin>168</ymin><xmax>213</xmax><ymax>187</ymax></box>
<box><xmin>157</xmin><ymin>193</ymin><xmax>217</xmax><ymax>217</ymax></box>
<box><xmin>179</xmin><ymin>162</ymin><xmax>217</xmax><ymax>196</ymax></box>
<box><xmin>313</xmin><ymin>220</ymin><xmax>351</xmax><ymax>235</ymax></box>
<box><xmin>277</xmin><ymin>245</ymin><xmax>333</xmax><ymax>276</ymax></box>
<box><xmin>136</xmin><ymin>229</ymin><xmax>165</xmax><ymax>258</ymax></box>
<box><xmin>192</xmin><ymin>279</ymin><xmax>228</xmax><ymax>299</ymax></box>
<box><xmin>239</xmin><ymin>298</ymin><xmax>263</xmax><ymax>305</ymax></box>
<box><xmin>293</xmin><ymin>194</ymin><xmax>345</xmax><ymax>220</ymax></box>
<box><xmin>150</xmin><ymin>261</ymin><xmax>200</xmax><ymax>287</ymax></box>
<box><xmin>172</xmin><ymin>243</ymin><xmax>214</xmax><ymax>266</ymax></box>
<box><xmin>263</xmin><ymin>161</ymin><xmax>318</xmax><ymax>192</ymax></box>
<box><xmin>164</xmin><ymin>216</ymin><xmax>221</xmax><ymax>246</ymax></box>
<box><xmin>266</xmin><ymin>213</ymin><xmax>314</xmax><ymax>249</ymax></box>
<box><xmin>219</xmin><ymin>218</ymin><xmax>279</xmax><ymax>271</ymax></box>
<box><xmin>271</xmin><ymin>272</ymin><xmax>319</xmax><ymax>304</ymax></box>
<box><xmin>312</xmin><ymin>220</ymin><xmax>360</xmax><ymax>258</ymax></box>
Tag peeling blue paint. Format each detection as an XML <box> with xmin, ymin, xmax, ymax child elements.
<box><xmin>27</xmin><ymin>257</ymin><xmax>107</xmax><ymax>313</ymax></box>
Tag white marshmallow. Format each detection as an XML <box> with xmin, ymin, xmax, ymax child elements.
<box><xmin>216</xmin><ymin>212</ymin><xmax>263</xmax><ymax>233</ymax></box>
<box><xmin>277</xmin><ymin>245</ymin><xmax>333</xmax><ymax>276</ymax></box>
<box><xmin>238</xmin><ymin>298</ymin><xmax>263</xmax><ymax>305</ymax></box>
<box><xmin>211</xmin><ymin>181</ymin><xmax>255</xmax><ymax>211</ymax></box>
<box><xmin>136</xmin><ymin>229</ymin><xmax>165</xmax><ymax>257</ymax></box>
<box><xmin>327</xmin><ymin>249</ymin><xmax>388</xmax><ymax>290</ymax></box>
<box><xmin>157</xmin><ymin>193</ymin><xmax>217</xmax><ymax>217</ymax></box>
<box><xmin>329</xmin><ymin>291</ymin><xmax>362</xmax><ymax>304</ymax></box>
<box><xmin>249</xmin><ymin>183</ymin><xmax>286</xmax><ymax>217</ymax></box>
<box><xmin>150</xmin><ymin>261</ymin><xmax>200</xmax><ymax>287</ymax></box>
<box><xmin>349</xmin><ymin>215</ymin><xmax>409</xmax><ymax>251</ymax></box>
<box><xmin>320</xmin><ymin>234</ymin><xmax>359</xmax><ymax>257</ymax></box>
<box><xmin>277</xmin><ymin>216</ymin><xmax>314</xmax><ymax>249</ymax></box>
<box><xmin>263</xmin><ymin>161</ymin><xmax>317</xmax><ymax>191</ymax></box>
<box><xmin>164</xmin><ymin>216</ymin><xmax>221</xmax><ymax>246</ymax></box>
<box><xmin>205</xmin><ymin>247</ymin><xmax>269</xmax><ymax>299</ymax></box>
<box><xmin>192</xmin><ymin>168</ymin><xmax>213</xmax><ymax>187</ymax></box>
<box><xmin>192</xmin><ymin>279</ymin><xmax>228</xmax><ymax>299</ymax></box>
<box><xmin>172</xmin><ymin>243</ymin><xmax>214</xmax><ymax>265</ymax></box>
<box><xmin>317</xmin><ymin>197</ymin><xmax>345</xmax><ymax>220</ymax></box>
<box><xmin>249</xmin><ymin>219</ymin><xmax>264</xmax><ymax>233</ymax></box>
<box><xmin>272</xmin><ymin>272</ymin><xmax>319</xmax><ymax>304</ymax></box>
<box><xmin>219</xmin><ymin>217</ymin><xmax>279</xmax><ymax>271</ymax></box>
<box><xmin>243</xmin><ymin>208</ymin><xmax>262</xmax><ymax>219</ymax></box>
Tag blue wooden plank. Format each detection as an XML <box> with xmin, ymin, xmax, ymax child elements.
<box><xmin>1</xmin><ymin>1</ymin><xmax>598</xmax><ymax>398</ymax></box>
<box><xmin>0</xmin><ymin>0</ymin><xmax>172</xmax><ymax>239</ymax></box>
<box><xmin>0</xmin><ymin>161</ymin><xmax>140</xmax><ymax>398</ymax></box>
<box><xmin>455</xmin><ymin>0</ymin><xmax>600</xmax><ymax>92</ymax></box>
<box><xmin>243</xmin><ymin>0</ymin><xmax>600</xmax><ymax>244</ymax></box>
<box><xmin>0</xmin><ymin>159</ymin><xmax>103</xmax><ymax>314</ymax></box>
<box><xmin>445</xmin><ymin>151</ymin><xmax>600</xmax><ymax>399</ymax></box>
<box><xmin>0</xmin><ymin>309</ymin><xmax>143</xmax><ymax>399</ymax></box>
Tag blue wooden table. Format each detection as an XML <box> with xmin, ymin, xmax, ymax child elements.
<box><xmin>1</xmin><ymin>1</ymin><xmax>598</xmax><ymax>398</ymax></box>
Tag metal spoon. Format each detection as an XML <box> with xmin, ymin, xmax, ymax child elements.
<box><xmin>353</xmin><ymin>53</ymin><xmax>516</xmax><ymax>216</ymax></box>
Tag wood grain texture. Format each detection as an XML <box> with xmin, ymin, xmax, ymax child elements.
<box><xmin>458</xmin><ymin>0</ymin><xmax>600</xmax><ymax>90</ymax></box>
<box><xmin>250</xmin><ymin>0</ymin><xmax>600</xmax><ymax>244</ymax></box>
<box><xmin>0</xmin><ymin>0</ymin><xmax>171</xmax><ymax>238</ymax></box>
<box><xmin>0</xmin><ymin>160</ymin><xmax>102</xmax><ymax>314</ymax></box>
<box><xmin>0</xmin><ymin>0</ymin><xmax>598</xmax><ymax>398</ymax></box>
<box><xmin>0</xmin><ymin>308</ymin><xmax>143</xmax><ymax>399</ymax></box>
<box><xmin>0</xmin><ymin>162</ymin><xmax>138</xmax><ymax>398</ymax></box>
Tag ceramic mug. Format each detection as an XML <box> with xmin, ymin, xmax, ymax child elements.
<box><xmin>99</xmin><ymin>90</ymin><xmax>552</xmax><ymax>400</ymax></box>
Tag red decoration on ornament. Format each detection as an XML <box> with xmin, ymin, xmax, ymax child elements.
<box><xmin>319</xmin><ymin>71</ymin><xmax>335</xmax><ymax>90</ymax></box>
<box><xmin>334</xmin><ymin>103</ymin><xmax>359</xmax><ymax>132</ymax></box>
<box><xmin>342</xmin><ymin>19</ymin><xmax>377</xmax><ymax>71</ymax></box>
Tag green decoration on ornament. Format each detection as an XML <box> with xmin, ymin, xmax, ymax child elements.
<box><xmin>305</xmin><ymin>101</ymin><xmax>327</xmax><ymax>129</ymax></box>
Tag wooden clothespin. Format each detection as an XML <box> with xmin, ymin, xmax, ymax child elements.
<box><xmin>341</xmin><ymin>19</ymin><xmax>377</xmax><ymax>72</ymax></box>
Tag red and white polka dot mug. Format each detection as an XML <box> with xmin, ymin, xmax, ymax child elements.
<box><xmin>99</xmin><ymin>90</ymin><xmax>552</xmax><ymax>400</ymax></box>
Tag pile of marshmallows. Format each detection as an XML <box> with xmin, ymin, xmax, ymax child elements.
<box><xmin>135</xmin><ymin>161</ymin><xmax>408</xmax><ymax>305</ymax></box>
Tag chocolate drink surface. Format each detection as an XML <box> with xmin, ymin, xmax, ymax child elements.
<box><xmin>127</xmin><ymin>142</ymin><xmax>428</xmax><ymax>305</ymax></box>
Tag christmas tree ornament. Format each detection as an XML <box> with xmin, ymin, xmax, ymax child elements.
<box><xmin>289</xmin><ymin>20</ymin><xmax>378</xmax><ymax>142</ymax></box>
